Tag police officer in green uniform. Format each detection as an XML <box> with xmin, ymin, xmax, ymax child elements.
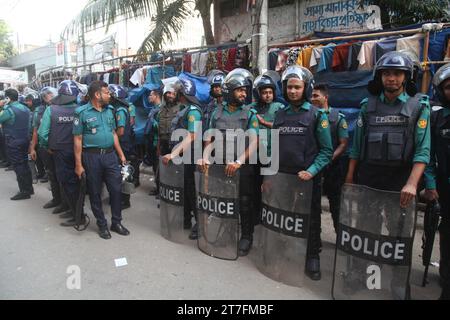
<box><xmin>310</xmin><ymin>83</ymin><xmax>349</xmax><ymax>232</ymax></box>
<box><xmin>346</xmin><ymin>51</ymin><xmax>430</xmax><ymax>203</ymax></box>
<box><xmin>25</xmin><ymin>92</ymin><xmax>47</xmax><ymax>183</ymax></box>
<box><xmin>273</xmin><ymin>65</ymin><xmax>333</xmax><ymax>280</ymax></box>
<box><xmin>251</xmin><ymin>74</ymin><xmax>284</xmax><ymax>225</ymax></box>
<box><xmin>127</xmin><ymin>100</ymin><xmax>142</xmax><ymax>188</ymax></box>
<box><xmin>38</xmin><ymin>80</ymin><xmax>86</xmax><ymax>227</ymax></box>
<box><xmin>109</xmin><ymin>84</ymin><xmax>135</xmax><ymax>210</ymax></box>
<box><xmin>345</xmin><ymin>51</ymin><xmax>430</xmax><ymax>298</ymax></box>
<box><xmin>204</xmin><ymin>70</ymin><xmax>226</xmax><ymax>132</ymax></box>
<box><xmin>424</xmin><ymin>63</ymin><xmax>450</xmax><ymax>300</ymax></box>
<box><xmin>199</xmin><ymin>68</ymin><xmax>260</xmax><ymax>256</ymax></box>
<box><xmin>73</xmin><ymin>81</ymin><xmax>129</xmax><ymax>240</ymax></box>
<box><xmin>30</xmin><ymin>87</ymin><xmax>70</xmax><ymax>213</ymax></box>
<box><xmin>145</xmin><ymin>89</ymin><xmax>162</xmax><ymax>196</ymax></box>
<box><xmin>0</xmin><ymin>88</ymin><xmax>34</xmax><ymax>200</ymax></box>
<box><xmin>155</xmin><ymin>82</ymin><xmax>182</xmax><ymax>208</ymax></box>
<box><xmin>162</xmin><ymin>78</ymin><xmax>202</xmax><ymax>239</ymax></box>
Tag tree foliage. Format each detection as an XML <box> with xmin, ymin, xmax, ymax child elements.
<box><xmin>0</xmin><ymin>20</ymin><xmax>15</xmax><ymax>64</ymax></box>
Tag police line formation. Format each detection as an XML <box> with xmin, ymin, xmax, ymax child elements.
<box><xmin>0</xmin><ymin>51</ymin><xmax>449</xmax><ymax>300</ymax></box>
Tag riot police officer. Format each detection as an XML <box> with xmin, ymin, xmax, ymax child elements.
<box><xmin>345</xmin><ymin>51</ymin><xmax>430</xmax><ymax>298</ymax></box>
<box><xmin>251</xmin><ymin>74</ymin><xmax>285</xmax><ymax>225</ymax></box>
<box><xmin>155</xmin><ymin>82</ymin><xmax>182</xmax><ymax>208</ymax></box>
<box><xmin>109</xmin><ymin>84</ymin><xmax>135</xmax><ymax>210</ymax></box>
<box><xmin>0</xmin><ymin>88</ymin><xmax>34</xmax><ymax>200</ymax></box>
<box><xmin>32</xmin><ymin>87</ymin><xmax>70</xmax><ymax>213</ymax></box>
<box><xmin>38</xmin><ymin>80</ymin><xmax>85</xmax><ymax>227</ymax></box>
<box><xmin>346</xmin><ymin>51</ymin><xmax>430</xmax><ymax>204</ymax></box>
<box><xmin>145</xmin><ymin>89</ymin><xmax>162</xmax><ymax>196</ymax></box>
<box><xmin>424</xmin><ymin>63</ymin><xmax>450</xmax><ymax>300</ymax></box>
<box><xmin>25</xmin><ymin>92</ymin><xmax>47</xmax><ymax>183</ymax></box>
<box><xmin>203</xmin><ymin>70</ymin><xmax>226</xmax><ymax>131</ymax></box>
<box><xmin>73</xmin><ymin>81</ymin><xmax>129</xmax><ymax>240</ymax></box>
<box><xmin>162</xmin><ymin>78</ymin><xmax>202</xmax><ymax>240</ymax></box>
<box><xmin>199</xmin><ymin>68</ymin><xmax>260</xmax><ymax>256</ymax></box>
<box><xmin>273</xmin><ymin>66</ymin><xmax>333</xmax><ymax>280</ymax></box>
<box><xmin>310</xmin><ymin>83</ymin><xmax>349</xmax><ymax>232</ymax></box>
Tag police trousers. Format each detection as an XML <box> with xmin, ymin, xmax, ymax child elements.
<box><xmin>53</xmin><ymin>150</ymin><xmax>79</xmax><ymax>215</ymax></box>
<box><xmin>5</xmin><ymin>136</ymin><xmax>32</xmax><ymax>194</ymax></box>
<box><xmin>83</xmin><ymin>151</ymin><xmax>122</xmax><ymax>228</ymax></box>
<box><xmin>38</xmin><ymin>148</ymin><xmax>62</xmax><ymax>203</ymax></box>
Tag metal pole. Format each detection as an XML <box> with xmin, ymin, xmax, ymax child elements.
<box><xmin>257</xmin><ymin>0</ymin><xmax>268</xmax><ymax>74</ymax></box>
<box><xmin>270</xmin><ymin>27</ymin><xmax>423</xmax><ymax>48</ymax></box>
<box><xmin>421</xmin><ymin>31</ymin><xmax>431</xmax><ymax>94</ymax></box>
<box><xmin>251</xmin><ymin>1</ymin><xmax>259</xmax><ymax>73</ymax></box>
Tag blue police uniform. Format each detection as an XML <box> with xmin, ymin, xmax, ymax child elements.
<box><xmin>73</xmin><ymin>102</ymin><xmax>123</xmax><ymax>228</ymax></box>
<box><xmin>0</xmin><ymin>101</ymin><xmax>34</xmax><ymax>196</ymax></box>
<box><xmin>38</xmin><ymin>102</ymin><xmax>80</xmax><ymax>217</ymax></box>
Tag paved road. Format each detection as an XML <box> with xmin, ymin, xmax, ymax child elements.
<box><xmin>0</xmin><ymin>166</ymin><xmax>442</xmax><ymax>300</ymax></box>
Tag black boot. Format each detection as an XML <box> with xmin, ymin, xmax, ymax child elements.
<box><xmin>10</xmin><ymin>192</ymin><xmax>31</xmax><ymax>200</ymax></box>
<box><xmin>305</xmin><ymin>255</ymin><xmax>322</xmax><ymax>281</ymax></box>
<box><xmin>43</xmin><ymin>199</ymin><xmax>60</xmax><ymax>209</ymax></box>
<box><xmin>238</xmin><ymin>236</ymin><xmax>253</xmax><ymax>257</ymax></box>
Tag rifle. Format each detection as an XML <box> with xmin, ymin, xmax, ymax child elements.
<box><xmin>421</xmin><ymin>200</ymin><xmax>441</xmax><ymax>287</ymax></box>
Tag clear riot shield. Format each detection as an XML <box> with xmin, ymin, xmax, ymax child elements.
<box><xmin>195</xmin><ymin>165</ymin><xmax>240</xmax><ymax>260</ymax></box>
<box><xmin>332</xmin><ymin>184</ymin><xmax>417</xmax><ymax>300</ymax></box>
<box><xmin>159</xmin><ymin>158</ymin><xmax>186</xmax><ymax>243</ymax></box>
<box><xmin>253</xmin><ymin>172</ymin><xmax>313</xmax><ymax>287</ymax></box>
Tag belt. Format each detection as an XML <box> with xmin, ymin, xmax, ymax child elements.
<box><xmin>83</xmin><ymin>147</ymin><xmax>114</xmax><ymax>154</ymax></box>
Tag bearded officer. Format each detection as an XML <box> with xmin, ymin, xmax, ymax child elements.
<box><xmin>424</xmin><ymin>63</ymin><xmax>450</xmax><ymax>300</ymax></box>
<box><xmin>145</xmin><ymin>89</ymin><xmax>162</xmax><ymax>196</ymax></box>
<box><xmin>38</xmin><ymin>80</ymin><xmax>86</xmax><ymax>227</ymax></box>
<box><xmin>162</xmin><ymin>78</ymin><xmax>202</xmax><ymax>240</ymax></box>
<box><xmin>73</xmin><ymin>81</ymin><xmax>129</xmax><ymax>240</ymax></box>
<box><xmin>0</xmin><ymin>88</ymin><xmax>34</xmax><ymax>200</ymax></box>
<box><xmin>273</xmin><ymin>66</ymin><xmax>333</xmax><ymax>281</ymax></box>
<box><xmin>199</xmin><ymin>68</ymin><xmax>260</xmax><ymax>256</ymax></box>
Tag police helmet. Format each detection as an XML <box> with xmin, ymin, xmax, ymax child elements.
<box><xmin>25</xmin><ymin>92</ymin><xmax>40</xmax><ymax>108</ymax></box>
<box><xmin>108</xmin><ymin>84</ymin><xmax>128</xmax><ymax>100</ymax></box>
<box><xmin>52</xmin><ymin>80</ymin><xmax>81</xmax><ymax>105</ymax></box>
<box><xmin>253</xmin><ymin>75</ymin><xmax>277</xmax><ymax>101</ymax></box>
<box><xmin>40</xmin><ymin>87</ymin><xmax>58</xmax><ymax>105</ymax></box>
<box><xmin>18</xmin><ymin>94</ymin><xmax>26</xmax><ymax>105</ymax></box>
<box><xmin>368</xmin><ymin>51</ymin><xmax>417</xmax><ymax>96</ymax></box>
<box><xmin>222</xmin><ymin>68</ymin><xmax>254</xmax><ymax>105</ymax></box>
<box><xmin>178</xmin><ymin>77</ymin><xmax>200</xmax><ymax>106</ymax></box>
<box><xmin>432</xmin><ymin>63</ymin><xmax>450</xmax><ymax>104</ymax></box>
<box><xmin>281</xmin><ymin>65</ymin><xmax>314</xmax><ymax>102</ymax></box>
<box><xmin>207</xmin><ymin>69</ymin><xmax>226</xmax><ymax>87</ymax></box>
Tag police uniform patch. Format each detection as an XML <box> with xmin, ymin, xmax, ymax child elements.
<box><xmin>357</xmin><ymin>116</ymin><xmax>363</xmax><ymax>127</ymax></box>
<box><xmin>252</xmin><ymin>121</ymin><xmax>258</xmax><ymax>128</ymax></box>
<box><xmin>188</xmin><ymin>115</ymin><xmax>195</xmax><ymax>122</ymax></box>
<box><xmin>74</xmin><ymin>118</ymin><xmax>79</xmax><ymax>126</ymax></box>
<box><xmin>117</xmin><ymin>115</ymin><xmax>121</xmax><ymax>121</ymax></box>
<box><xmin>418</xmin><ymin>119</ymin><xmax>427</xmax><ymax>129</ymax></box>
<box><xmin>342</xmin><ymin>122</ymin><xmax>348</xmax><ymax>129</ymax></box>
<box><xmin>321</xmin><ymin>120</ymin><xmax>329</xmax><ymax>129</ymax></box>
<box><xmin>92</xmin><ymin>128</ymin><xmax>97</xmax><ymax>134</ymax></box>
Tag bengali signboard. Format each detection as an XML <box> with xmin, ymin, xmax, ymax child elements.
<box><xmin>299</xmin><ymin>0</ymin><xmax>382</xmax><ymax>35</ymax></box>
